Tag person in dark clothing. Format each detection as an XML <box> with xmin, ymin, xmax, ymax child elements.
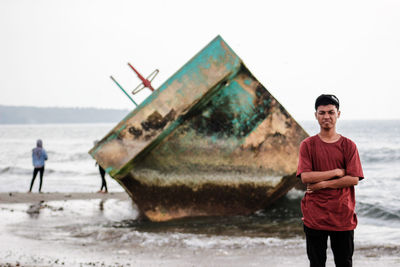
<box><xmin>94</xmin><ymin>140</ymin><xmax>108</xmax><ymax>193</ymax></box>
<box><xmin>97</xmin><ymin>164</ymin><xmax>108</xmax><ymax>193</ymax></box>
<box><xmin>29</xmin><ymin>139</ymin><xmax>48</xmax><ymax>193</ymax></box>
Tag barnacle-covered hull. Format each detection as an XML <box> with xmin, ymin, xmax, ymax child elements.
<box><xmin>89</xmin><ymin>36</ymin><xmax>308</xmax><ymax>221</ymax></box>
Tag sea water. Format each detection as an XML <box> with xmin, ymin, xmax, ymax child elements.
<box><xmin>0</xmin><ymin>121</ymin><xmax>399</xmax><ymax>260</ymax></box>
<box><xmin>0</xmin><ymin>123</ymin><xmax>123</xmax><ymax>193</ymax></box>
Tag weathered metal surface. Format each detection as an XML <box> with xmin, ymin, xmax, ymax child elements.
<box><xmin>89</xmin><ymin>35</ymin><xmax>308</xmax><ymax>222</ymax></box>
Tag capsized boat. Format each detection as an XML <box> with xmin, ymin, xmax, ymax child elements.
<box><xmin>89</xmin><ymin>35</ymin><xmax>308</xmax><ymax>222</ymax></box>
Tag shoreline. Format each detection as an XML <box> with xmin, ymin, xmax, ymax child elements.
<box><xmin>0</xmin><ymin>191</ymin><xmax>130</xmax><ymax>204</ymax></box>
<box><xmin>0</xmin><ymin>192</ymin><xmax>399</xmax><ymax>267</ymax></box>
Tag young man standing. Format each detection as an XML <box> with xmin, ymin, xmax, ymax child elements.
<box><xmin>297</xmin><ymin>94</ymin><xmax>364</xmax><ymax>267</ymax></box>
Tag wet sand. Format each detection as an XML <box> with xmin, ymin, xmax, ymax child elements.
<box><xmin>0</xmin><ymin>192</ymin><xmax>399</xmax><ymax>267</ymax></box>
<box><xmin>0</xmin><ymin>191</ymin><xmax>130</xmax><ymax>204</ymax></box>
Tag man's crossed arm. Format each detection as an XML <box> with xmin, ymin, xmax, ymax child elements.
<box><xmin>300</xmin><ymin>169</ymin><xmax>359</xmax><ymax>193</ymax></box>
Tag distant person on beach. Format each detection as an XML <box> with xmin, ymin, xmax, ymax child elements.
<box><xmin>29</xmin><ymin>139</ymin><xmax>48</xmax><ymax>193</ymax></box>
<box><xmin>297</xmin><ymin>94</ymin><xmax>364</xmax><ymax>267</ymax></box>
<box><xmin>96</xmin><ymin>163</ymin><xmax>108</xmax><ymax>193</ymax></box>
<box><xmin>94</xmin><ymin>140</ymin><xmax>108</xmax><ymax>193</ymax></box>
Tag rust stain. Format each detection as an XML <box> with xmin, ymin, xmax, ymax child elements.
<box><xmin>127</xmin><ymin>109</ymin><xmax>177</xmax><ymax>141</ymax></box>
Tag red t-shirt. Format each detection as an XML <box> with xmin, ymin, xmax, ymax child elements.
<box><xmin>296</xmin><ymin>135</ymin><xmax>364</xmax><ymax>231</ymax></box>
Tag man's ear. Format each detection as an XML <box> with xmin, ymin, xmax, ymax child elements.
<box><xmin>337</xmin><ymin>110</ymin><xmax>341</xmax><ymax>118</ymax></box>
<box><xmin>314</xmin><ymin>112</ymin><xmax>318</xmax><ymax>119</ymax></box>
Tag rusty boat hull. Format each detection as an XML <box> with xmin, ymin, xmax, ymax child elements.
<box><xmin>89</xmin><ymin>36</ymin><xmax>308</xmax><ymax>222</ymax></box>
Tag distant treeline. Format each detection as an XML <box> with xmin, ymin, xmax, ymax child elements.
<box><xmin>0</xmin><ymin>105</ymin><xmax>130</xmax><ymax>124</ymax></box>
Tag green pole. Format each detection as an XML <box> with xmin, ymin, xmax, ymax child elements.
<box><xmin>110</xmin><ymin>76</ymin><xmax>138</xmax><ymax>106</ymax></box>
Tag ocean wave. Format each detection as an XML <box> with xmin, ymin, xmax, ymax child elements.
<box><xmin>0</xmin><ymin>165</ymin><xmax>88</xmax><ymax>177</ymax></box>
<box><xmin>357</xmin><ymin>202</ymin><xmax>400</xmax><ymax>222</ymax></box>
<box><xmin>46</xmin><ymin>151</ymin><xmax>92</xmax><ymax>163</ymax></box>
<box><xmin>71</xmin><ymin>226</ymin><xmax>303</xmax><ymax>250</ymax></box>
<box><xmin>0</xmin><ymin>166</ymin><xmax>32</xmax><ymax>175</ymax></box>
<box><xmin>359</xmin><ymin>147</ymin><xmax>400</xmax><ymax>163</ymax></box>
<box><xmin>136</xmin><ymin>232</ymin><xmax>303</xmax><ymax>250</ymax></box>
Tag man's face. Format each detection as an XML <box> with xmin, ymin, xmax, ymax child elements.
<box><xmin>315</xmin><ymin>104</ymin><xmax>340</xmax><ymax>130</ymax></box>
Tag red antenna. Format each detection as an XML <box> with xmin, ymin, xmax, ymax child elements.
<box><xmin>127</xmin><ymin>63</ymin><xmax>159</xmax><ymax>95</ymax></box>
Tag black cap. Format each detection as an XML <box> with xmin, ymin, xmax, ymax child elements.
<box><xmin>315</xmin><ymin>94</ymin><xmax>340</xmax><ymax>110</ymax></box>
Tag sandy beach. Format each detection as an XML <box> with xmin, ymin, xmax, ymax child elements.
<box><xmin>0</xmin><ymin>191</ymin><xmax>130</xmax><ymax>204</ymax></box>
<box><xmin>0</xmin><ymin>192</ymin><xmax>399</xmax><ymax>267</ymax></box>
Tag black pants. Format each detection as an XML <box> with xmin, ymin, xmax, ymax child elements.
<box><xmin>30</xmin><ymin>166</ymin><xmax>44</xmax><ymax>192</ymax></box>
<box><xmin>304</xmin><ymin>225</ymin><xmax>354</xmax><ymax>267</ymax></box>
<box><xmin>99</xmin><ymin>166</ymin><xmax>108</xmax><ymax>192</ymax></box>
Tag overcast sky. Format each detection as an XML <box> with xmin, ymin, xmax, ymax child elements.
<box><xmin>1</xmin><ymin>0</ymin><xmax>399</xmax><ymax>120</ymax></box>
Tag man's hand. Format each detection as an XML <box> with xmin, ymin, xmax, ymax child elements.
<box><xmin>335</xmin><ymin>169</ymin><xmax>346</xmax><ymax>178</ymax></box>
<box><xmin>306</xmin><ymin>181</ymin><xmax>326</xmax><ymax>193</ymax></box>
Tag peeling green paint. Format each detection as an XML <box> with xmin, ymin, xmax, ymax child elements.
<box><xmin>137</xmin><ymin>36</ymin><xmax>241</xmax><ymax>110</ymax></box>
